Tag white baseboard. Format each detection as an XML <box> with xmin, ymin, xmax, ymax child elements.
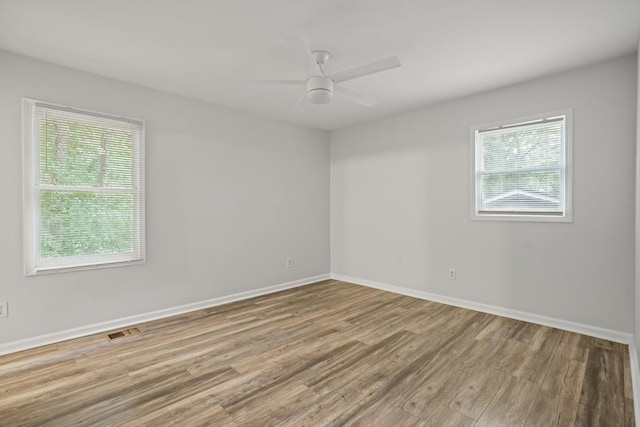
<box><xmin>629</xmin><ymin>342</ymin><xmax>640</xmax><ymax>426</ymax></box>
<box><xmin>331</xmin><ymin>273</ymin><xmax>633</xmax><ymax>345</ymax></box>
<box><xmin>0</xmin><ymin>273</ymin><xmax>331</xmax><ymax>357</ymax></box>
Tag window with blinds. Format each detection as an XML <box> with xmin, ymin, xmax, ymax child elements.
<box><xmin>471</xmin><ymin>110</ymin><xmax>572</xmax><ymax>222</ymax></box>
<box><xmin>23</xmin><ymin>99</ymin><xmax>145</xmax><ymax>275</ymax></box>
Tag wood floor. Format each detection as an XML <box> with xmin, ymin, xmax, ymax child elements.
<box><xmin>0</xmin><ymin>280</ymin><xmax>634</xmax><ymax>426</ymax></box>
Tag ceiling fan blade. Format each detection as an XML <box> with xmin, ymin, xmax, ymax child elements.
<box><xmin>335</xmin><ymin>85</ymin><xmax>378</xmax><ymax>107</ymax></box>
<box><xmin>254</xmin><ymin>79</ymin><xmax>306</xmax><ymax>86</ymax></box>
<box><xmin>292</xmin><ymin>92</ymin><xmax>307</xmax><ymax>111</ymax></box>
<box><xmin>329</xmin><ymin>56</ymin><xmax>401</xmax><ymax>83</ymax></box>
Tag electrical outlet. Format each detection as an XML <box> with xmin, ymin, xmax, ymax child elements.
<box><xmin>286</xmin><ymin>258</ymin><xmax>294</xmax><ymax>269</ymax></box>
<box><xmin>395</xmin><ymin>257</ymin><xmax>402</xmax><ymax>266</ymax></box>
<box><xmin>448</xmin><ymin>269</ymin><xmax>456</xmax><ymax>280</ymax></box>
<box><xmin>0</xmin><ymin>301</ymin><xmax>7</xmax><ymax>318</ymax></box>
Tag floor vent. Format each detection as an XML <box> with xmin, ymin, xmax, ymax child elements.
<box><xmin>107</xmin><ymin>327</ymin><xmax>142</xmax><ymax>340</ymax></box>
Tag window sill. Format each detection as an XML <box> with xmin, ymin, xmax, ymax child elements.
<box><xmin>25</xmin><ymin>259</ymin><xmax>145</xmax><ymax>276</ymax></box>
<box><xmin>471</xmin><ymin>212</ymin><xmax>573</xmax><ymax>223</ymax></box>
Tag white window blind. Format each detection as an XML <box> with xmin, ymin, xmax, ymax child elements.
<box><xmin>23</xmin><ymin>99</ymin><xmax>145</xmax><ymax>275</ymax></box>
<box><xmin>471</xmin><ymin>110</ymin><xmax>572</xmax><ymax>222</ymax></box>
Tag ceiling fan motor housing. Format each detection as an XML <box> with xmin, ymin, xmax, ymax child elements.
<box><xmin>307</xmin><ymin>76</ymin><xmax>334</xmax><ymax>104</ymax></box>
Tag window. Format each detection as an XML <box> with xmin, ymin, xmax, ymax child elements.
<box><xmin>470</xmin><ymin>109</ymin><xmax>572</xmax><ymax>222</ymax></box>
<box><xmin>23</xmin><ymin>99</ymin><xmax>145</xmax><ymax>275</ymax></box>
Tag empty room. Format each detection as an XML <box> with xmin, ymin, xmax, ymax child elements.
<box><xmin>1</xmin><ymin>1</ymin><xmax>639</xmax><ymax>426</ymax></box>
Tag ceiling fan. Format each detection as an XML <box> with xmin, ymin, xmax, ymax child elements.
<box><xmin>260</xmin><ymin>44</ymin><xmax>401</xmax><ymax>109</ymax></box>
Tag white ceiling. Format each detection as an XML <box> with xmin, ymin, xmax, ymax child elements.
<box><xmin>0</xmin><ymin>1</ymin><xmax>639</xmax><ymax>131</ymax></box>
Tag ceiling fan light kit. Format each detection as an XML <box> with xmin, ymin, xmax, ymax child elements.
<box><xmin>306</xmin><ymin>75</ymin><xmax>334</xmax><ymax>104</ymax></box>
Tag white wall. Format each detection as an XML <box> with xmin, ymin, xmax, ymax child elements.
<box><xmin>331</xmin><ymin>55</ymin><xmax>637</xmax><ymax>333</ymax></box>
<box><xmin>0</xmin><ymin>50</ymin><xmax>330</xmax><ymax>344</ymax></box>
<box><xmin>635</xmin><ymin>41</ymin><xmax>640</xmax><ymax>360</ymax></box>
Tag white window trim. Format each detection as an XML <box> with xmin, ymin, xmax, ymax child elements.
<box><xmin>22</xmin><ymin>98</ymin><xmax>146</xmax><ymax>276</ymax></box>
<box><xmin>469</xmin><ymin>108</ymin><xmax>573</xmax><ymax>223</ymax></box>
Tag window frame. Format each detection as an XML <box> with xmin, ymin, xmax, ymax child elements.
<box><xmin>22</xmin><ymin>98</ymin><xmax>146</xmax><ymax>275</ymax></box>
<box><xmin>469</xmin><ymin>109</ymin><xmax>573</xmax><ymax>223</ymax></box>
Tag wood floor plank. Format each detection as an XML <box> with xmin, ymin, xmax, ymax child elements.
<box><xmin>555</xmin><ymin>330</ymin><xmax>592</xmax><ymax>362</ymax></box>
<box><xmin>512</xmin><ymin>343</ymin><xmax>558</xmax><ymax>385</ymax></box>
<box><xmin>575</xmin><ymin>346</ymin><xmax>626</xmax><ymax>426</ymax></box>
<box><xmin>524</xmin><ymin>352</ymin><xmax>585</xmax><ymax>426</ymax></box>
<box><xmin>419</xmin><ymin>405</ymin><xmax>476</xmax><ymax>427</ymax></box>
<box><xmin>0</xmin><ymin>280</ymin><xmax>632</xmax><ymax>426</ymax></box>
<box><xmin>527</xmin><ymin>326</ymin><xmax>564</xmax><ymax>356</ymax></box>
<box><xmin>625</xmin><ymin>347</ymin><xmax>634</xmax><ymax>399</ymax></box>
<box><xmin>331</xmin><ymin>312</ymin><xmax>492</xmax><ymax>424</ymax></box>
<box><xmin>168</xmin><ymin>403</ymin><xmax>237</xmax><ymax>427</ymax></box>
<box><xmin>475</xmin><ymin>375</ymin><xmax>540</xmax><ymax>427</ymax></box>
<box><xmin>279</xmin><ymin>391</ymin><xmax>362</xmax><ymax>426</ymax></box>
<box><xmin>594</xmin><ymin>338</ymin><xmax>627</xmax><ymax>353</ymax></box>
<box><xmin>342</xmin><ymin>404</ymin><xmax>428</xmax><ymax>427</ymax></box>
<box><xmin>402</xmin><ymin>336</ymin><xmax>502</xmax><ymax>419</ymax></box>
<box><xmin>218</xmin><ymin>341</ymin><xmax>369</xmax><ymax>417</ymax></box>
<box><xmin>626</xmin><ymin>397</ymin><xmax>636</xmax><ymax>427</ymax></box>
<box><xmin>447</xmin><ymin>366</ymin><xmax>507</xmax><ymax>419</ymax></box>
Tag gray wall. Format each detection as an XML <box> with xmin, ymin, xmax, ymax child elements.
<box><xmin>331</xmin><ymin>55</ymin><xmax>637</xmax><ymax>333</ymax></box>
<box><xmin>0</xmin><ymin>51</ymin><xmax>330</xmax><ymax>344</ymax></box>
<box><xmin>1</xmin><ymin>50</ymin><xmax>637</xmax><ymax>348</ymax></box>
